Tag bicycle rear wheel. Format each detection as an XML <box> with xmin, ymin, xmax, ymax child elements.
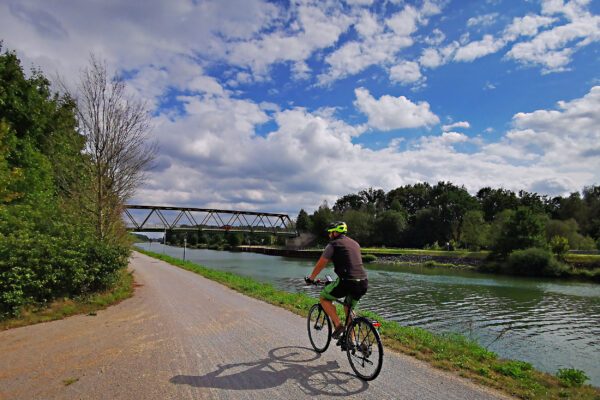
<box><xmin>307</xmin><ymin>303</ymin><xmax>332</xmax><ymax>352</ymax></box>
<box><xmin>345</xmin><ymin>317</ymin><xmax>383</xmax><ymax>380</ymax></box>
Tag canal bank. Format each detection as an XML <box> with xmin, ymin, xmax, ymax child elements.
<box><xmin>238</xmin><ymin>246</ymin><xmax>485</xmax><ymax>267</ymax></box>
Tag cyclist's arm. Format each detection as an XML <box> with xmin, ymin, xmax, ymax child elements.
<box><xmin>309</xmin><ymin>256</ymin><xmax>330</xmax><ymax>281</ymax></box>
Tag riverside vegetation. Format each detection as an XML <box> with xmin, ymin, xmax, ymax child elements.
<box><xmin>0</xmin><ymin>47</ymin><xmax>152</xmax><ymax>322</ymax></box>
<box><xmin>138</xmin><ymin>248</ymin><xmax>599</xmax><ymax>400</ymax></box>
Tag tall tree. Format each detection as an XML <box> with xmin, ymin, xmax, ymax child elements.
<box><xmin>476</xmin><ymin>187</ymin><xmax>519</xmax><ymax>222</ymax></box>
<box><xmin>67</xmin><ymin>56</ymin><xmax>157</xmax><ymax>240</ymax></box>
<box><xmin>295</xmin><ymin>208</ymin><xmax>312</xmax><ymax>232</ymax></box>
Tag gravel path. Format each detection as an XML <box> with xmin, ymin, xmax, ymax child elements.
<box><xmin>0</xmin><ymin>251</ymin><xmax>512</xmax><ymax>399</ymax></box>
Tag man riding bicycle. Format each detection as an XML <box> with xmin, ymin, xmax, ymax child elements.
<box><xmin>306</xmin><ymin>221</ymin><xmax>368</xmax><ymax>339</ymax></box>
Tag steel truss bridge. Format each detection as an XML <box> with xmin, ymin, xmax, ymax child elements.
<box><xmin>124</xmin><ymin>205</ymin><xmax>297</xmax><ymax>236</ymax></box>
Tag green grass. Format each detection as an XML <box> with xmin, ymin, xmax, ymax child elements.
<box><xmin>360</xmin><ymin>247</ymin><xmax>489</xmax><ymax>259</ymax></box>
<box><xmin>0</xmin><ymin>268</ymin><xmax>134</xmax><ymax>330</ymax></box>
<box><xmin>138</xmin><ymin>248</ymin><xmax>599</xmax><ymax>400</ymax></box>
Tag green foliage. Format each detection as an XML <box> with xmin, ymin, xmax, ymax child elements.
<box><xmin>556</xmin><ymin>368</ymin><xmax>589</xmax><ymax>388</ymax></box>
<box><xmin>492</xmin><ymin>207</ymin><xmax>547</xmax><ymax>257</ymax></box>
<box><xmin>372</xmin><ymin>210</ymin><xmax>407</xmax><ymax>247</ymax></box>
<box><xmin>362</xmin><ymin>254</ymin><xmax>377</xmax><ymax>263</ymax></box>
<box><xmin>461</xmin><ymin>210</ymin><xmax>490</xmax><ymax>250</ymax></box>
<box><xmin>545</xmin><ymin>219</ymin><xmax>596</xmax><ymax>250</ymax></box>
<box><xmin>493</xmin><ymin>360</ymin><xmax>533</xmax><ymax>378</ymax></box>
<box><xmin>226</xmin><ymin>232</ymin><xmax>242</xmax><ymax>247</ymax></box>
<box><xmin>342</xmin><ymin>209</ymin><xmax>373</xmax><ymax>245</ymax></box>
<box><xmin>309</xmin><ymin>201</ymin><xmax>334</xmax><ymax>244</ymax></box>
<box><xmin>505</xmin><ymin>248</ymin><xmax>566</xmax><ymax>277</ymax></box>
<box><xmin>0</xmin><ymin>48</ymin><xmax>129</xmax><ymax>319</ymax></box>
<box><xmin>295</xmin><ymin>208</ymin><xmax>312</xmax><ymax>232</ymax></box>
<box><xmin>549</xmin><ymin>236</ymin><xmax>569</xmax><ymax>261</ymax></box>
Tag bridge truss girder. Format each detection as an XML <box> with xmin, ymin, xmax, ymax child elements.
<box><xmin>124</xmin><ymin>205</ymin><xmax>297</xmax><ymax>236</ymax></box>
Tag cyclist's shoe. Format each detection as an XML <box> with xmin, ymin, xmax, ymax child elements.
<box><xmin>332</xmin><ymin>325</ymin><xmax>345</xmax><ymax>339</ymax></box>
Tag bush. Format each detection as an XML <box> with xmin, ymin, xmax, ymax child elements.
<box><xmin>505</xmin><ymin>247</ymin><xmax>567</xmax><ymax>277</ymax></box>
<box><xmin>0</xmin><ymin>206</ymin><xmax>129</xmax><ymax>319</ymax></box>
<box><xmin>556</xmin><ymin>368</ymin><xmax>589</xmax><ymax>388</ymax></box>
<box><xmin>362</xmin><ymin>254</ymin><xmax>377</xmax><ymax>263</ymax></box>
<box><xmin>549</xmin><ymin>235</ymin><xmax>569</xmax><ymax>261</ymax></box>
<box><xmin>493</xmin><ymin>360</ymin><xmax>533</xmax><ymax>379</ymax></box>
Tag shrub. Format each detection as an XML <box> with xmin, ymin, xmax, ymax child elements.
<box><xmin>549</xmin><ymin>236</ymin><xmax>569</xmax><ymax>261</ymax></box>
<box><xmin>505</xmin><ymin>247</ymin><xmax>567</xmax><ymax>277</ymax></box>
<box><xmin>493</xmin><ymin>360</ymin><xmax>533</xmax><ymax>379</ymax></box>
<box><xmin>556</xmin><ymin>368</ymin><xmax>589</xmax><ymax>388</ymax></box>
<box><xmin>362</xmin><ymin>254</ymin><xmax>377</xmax><ymax>263</ymax></box>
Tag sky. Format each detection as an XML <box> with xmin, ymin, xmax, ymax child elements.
<box><xmin>1</xmin><ymin>0</ymin><xmax>599</xmax><ymax>216</ymax></box>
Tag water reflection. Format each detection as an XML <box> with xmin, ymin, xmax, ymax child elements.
<box><xmin>136</xmin><ymin>244</ymin><xmax>600</xmax><ymax>386</ymax></box>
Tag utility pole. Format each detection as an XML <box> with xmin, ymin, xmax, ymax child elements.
<box><xmin>183</xmin><ymin>235</ymin><xmax>187</xmax><ymax>261</ymax></box>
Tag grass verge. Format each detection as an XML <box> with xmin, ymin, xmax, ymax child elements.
<box><xmin>138</xmin><ymin>248</ymin><xmax>598</xmax><ymax>400</ymax></box>
<box><xmin>0</xmin><ymin>268</ymin><xmax>134</xmax><ymax>331</ymax></box>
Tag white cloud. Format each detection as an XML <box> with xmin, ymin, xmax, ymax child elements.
<box><xmin>482</xmin><ymin>85</ymin><xmax>600</xmax><ymax>173</ymax></box>
<box><xmin>454</xmin><ymin>34</ymin><xmax>506</xmax><ymax>62</ymax></box>
<box><xmin>503</xmin><ymin>14</ymin><xmax>556</xmax><ymax>41</ymax></box>
<box><xmin>226</xmin><ymin>2</ymin><xmax>353</xmax><ymax>78</ymax></box>
<box><xmin>423</xmin><ymin>28</ymin><xmax>446</xmax><ymax>45</ymax></box>
<box><xmin>506</xmin><ymin>1</ymin><xmax>600</xmax><ymax>73</ymax></box>
<box><xmin>442</xmin><ymin>121</ymin><xmax>471</xmax><ymax>131</ymax></box>
<box><xmin>353</xmin><ymin>87</ymin><xmax>440</xmax><ymax>130</ymax></box>
<box><xmin>318</xmin><ymin>2</ymin><xmax>443</xmax><ymax>84</ymax></box>
<box><xmin>389</xmin><ymin>60</ymin><xmax>423</xmax><ymax>85</ymax></box>
<box><xmin>467</xmin><ymin>13</ymin><xmax>499</xmax><ymax>28</ymax></box>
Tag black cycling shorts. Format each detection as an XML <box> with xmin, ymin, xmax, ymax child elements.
<box><xmin>321</xmin><ymin>278</ymin><xmax>368</xmax><ymax>308</ymax></box>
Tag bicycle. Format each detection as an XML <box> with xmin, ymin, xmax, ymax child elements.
<box><xmin>304</xmin><ymin>276</ymin><xmax>384</xmax><ymax>381</ymax></box>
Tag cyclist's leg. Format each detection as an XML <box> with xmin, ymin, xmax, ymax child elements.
<box><xmin>320</xmin><ymin>278</ymin><xmax>346</xmax><ymax>330</ymax></box>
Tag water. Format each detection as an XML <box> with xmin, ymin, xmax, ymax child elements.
<box><xmin>137</xmin><ymin>243</ymin><xmax>600</xmax><ymax>386</ymax></box>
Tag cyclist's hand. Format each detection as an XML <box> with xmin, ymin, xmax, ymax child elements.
<box><xmin>304</xmin><ymin>276</ymin><xmax>314</xmax><ymax>285</ymax></box>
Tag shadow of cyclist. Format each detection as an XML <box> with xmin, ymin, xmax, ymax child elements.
<box><xmin>170</xmin><ymin>346</ymin><xmax>368</xmax><ymax>396</ymax></box>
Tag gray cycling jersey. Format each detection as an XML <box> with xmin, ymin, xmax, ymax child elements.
<box><xmin>322</xmin><ymin>235</ymin><xmax>367</xmax><ymax>280</ymax></box>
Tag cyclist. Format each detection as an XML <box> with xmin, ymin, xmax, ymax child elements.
<box><xmin>305</xmin><ymin>221</ymin><xmax>368</xmax><ymax>339</ymax></box>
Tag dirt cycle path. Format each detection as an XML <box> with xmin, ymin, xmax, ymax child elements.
<box><xmin>0</xmin><ymin>252</ymin><xmax>513</xmax><ymax>400</ymax></box>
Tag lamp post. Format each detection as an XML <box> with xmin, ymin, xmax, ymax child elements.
<box><xmin>183</xmin><ymin>236</ymin><xmax>187</xmax><ymax>261</ymax></box>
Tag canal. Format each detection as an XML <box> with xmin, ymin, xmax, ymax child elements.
<box><xmin>136</xmin><ymin>243</ymin><xmax>600</xmax><ymax>386</ymax></box>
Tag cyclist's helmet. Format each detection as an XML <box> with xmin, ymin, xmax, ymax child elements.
<box><xmin>327</xmin><ymin>221</ymin><xmax>347</xmax><ymax>234</ymax></box>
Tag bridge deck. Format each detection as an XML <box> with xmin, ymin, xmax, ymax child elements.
<box><xmin>123</xmin><ymin>205</ymin><xmax>297</xmax><ymax>236</ymax></box>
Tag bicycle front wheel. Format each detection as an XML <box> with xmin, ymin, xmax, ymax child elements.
<box><xmin>307</xmin><ymin>303</ymin><xmax>332</xmax><ymax>352</ymax></box>
<box><xmin>346</xmin><ymin>317</ymin><xmax>383</xmax><ymax>380</ymax></box>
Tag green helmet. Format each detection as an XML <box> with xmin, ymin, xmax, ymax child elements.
<box><xmin>327</xmin><ymin>221</ymin><xmax>347</xmax><ymax>234</ymax></box>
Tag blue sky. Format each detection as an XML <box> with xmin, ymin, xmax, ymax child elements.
<box><xmin>1</xmin><ymin>0</ymin><xmax>599</xmax><ymax>215</ymax></box>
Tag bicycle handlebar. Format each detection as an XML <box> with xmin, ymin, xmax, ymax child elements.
<box><xmin>304</xmin><ymin>276</ymin><xmax>334</xmax><ymax>286</ymax></box>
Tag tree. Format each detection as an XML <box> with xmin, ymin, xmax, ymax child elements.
<box><xmin>430</xmin><ymin>181</ymin><xmax>479</xmax><ymax>243</ymax></box>
<box><xmin>333</xmin><ymin>193</ymin><xmax>364</xmax><ymax>213</ymax></box>
<box><xmin>310</xmin><ymin>201</ymin><xmax>333</xmax><ymax>244</ymax></box>
<box><xmin>295</xmin><ymin>209</ymin><xmax>312</xmax><ymax>232</ymax></box>
<box><xmin>491</xmin><ymin>207</ymin><xmax>547</xmax><ymax>257</ymax></box>
<box><xmin>476</xmin><ymin>187</ymin><xmax>519</xmax><ymax>222</ymax></box>
<box><xmin>386</xmin><ymin>183</ymin><xmax>432</xmax><ymax>217</ymax></box>
<box><xmin>461</xmin><ymin>210</ymin><xmax>490</xmax><ymax>250</ymax></box>
<box><xmin>373</xmin><ymin>210</ymin><xmax>407</xmax><ymax>247</ymax></box>
<box><xmin>342</xmin><ymin>209</ymin><xmax>373</xmax><ymax>246</ymax></box>
<box><xmin>359</xmin><ymin>187</ymin><xmax>386</xmax><ymax>212</ymax></box>
<box><xmin>66</xmin><ymin>55</ymin><xmax>157</xmax><ymax>240</ymax></box>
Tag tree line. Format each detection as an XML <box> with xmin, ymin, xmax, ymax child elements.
<box><xmin>296</xmin><ymin>182</ymin><xmax>600</xmax><ymax>259</ymax></box>
<box><xmin>0</xmin><ymin>47</ymin><xmax>155</xmax><ymax>318</ymax></box>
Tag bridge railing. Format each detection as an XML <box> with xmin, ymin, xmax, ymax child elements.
<box><xmin>123</xmin><ymin>205</ymin><xmax>297</xmax><ymax>236</ymax></box>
